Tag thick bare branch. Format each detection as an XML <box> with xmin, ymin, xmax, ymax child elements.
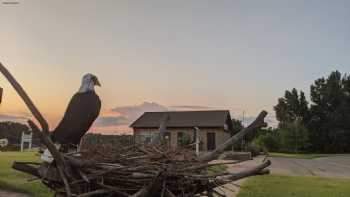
<box><xmin>12</xmin><ymin>162</ymin><xmax>40</xmax><ymax>177</ymax></box>
<box><xmin>198</xmin><ymin>111</ymin><xmax>268</xmax><ymax>162</ymax></box>
<box><xmin>28</xmin><ymin>120</ymin><xmax>72</xmax><ymax>197</ymax></box>
<box><xmin>215</xmin><ymin>160</ymin><xmax>271</xmax><ymax>183</ymax></box>
<box><xmin>131</xmin><ymin>173</ymin><xmax>162</xmax><ymax>197</ymax></box>
<box><xmin>195</xmin><ymin>160</ymin><xmax>271</xmax><ymax>192</ymax></box>
<box><xmin>76</xmin><ymin>189</ymin><xmax>110</xmax><ymax>197</ymax></box>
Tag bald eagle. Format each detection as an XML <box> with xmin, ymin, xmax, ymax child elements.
<box><xmin>51</xmin><ymin>73</ymin><xmax>101</xmax><ymax>145</ymax></box>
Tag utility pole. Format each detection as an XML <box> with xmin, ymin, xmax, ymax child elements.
<box><xmin>194</xmin><ymin>127</ymin><xmax>200</xmax><ymax>156</ymax></box>
<box><xmin>241</xmin><ymin>110</ymin><xmax>245</xmax><ymax>150</ymax></box>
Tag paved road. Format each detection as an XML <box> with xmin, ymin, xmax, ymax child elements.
<box><xmin>269</xmin><ymin>155</ymin><xmax>350</xmax><ymax>178</ymax></box>
<box><xmin>213</xmin><ymin>155</ymin><xmax>350</xmax><ymax>196</ymax></box>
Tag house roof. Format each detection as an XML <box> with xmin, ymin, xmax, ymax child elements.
<box><xmin>130</xmin><ymin>110</ymin><xmax>233</xmax><ymax>130</ymax></box>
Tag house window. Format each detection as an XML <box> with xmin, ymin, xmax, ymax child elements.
<box><xmin>137</xmin><ymin>130</ymin><xmax>157</xmax><ymax>144</ymax></box>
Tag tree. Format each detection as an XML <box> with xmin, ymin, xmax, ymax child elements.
<box><xmin>0</xmin><ymin>121</ymin><xmax>30</xmax><ymax>145</ymax></box>
<box><xmin>253</xmin><ymin>127</ymin><xmax>280</xmax><ymax>152</ymax></box>
<box><xmin>274</xmin><ymin>71</ymin><xmax>350</xmax><ymax>153</ymax></box>
<box><xmin>231</xmin><ymin>118</ymin><xmax>243</xmax><ymax>135</ymax></box>
<box><xmin>309</xmin><ymin>71</ymin><xmax>350</xmax><ymax>152</ymax></box>
<box><xmin>274</xmin><ymin>88</ymin><xmax>309</xmax><ymax>128</ymax></box>
<box><xmin>279</xmin><ymin>119</ymin><xmax>309</xmax><ymax>153</ymax></box>
<box><xmin>230</xmin><ymin>118</ymin><xmax>244</xmax><ymax>150</ymax></box>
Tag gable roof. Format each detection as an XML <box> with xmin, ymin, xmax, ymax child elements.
<box><xmin>130</xmin><ymin>110</ymin><xmax>233</xmax><ymax>130</ymax></box>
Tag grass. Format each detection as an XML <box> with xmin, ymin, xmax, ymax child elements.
<box><xmin>238</xmin><ymin>175</ymin><xmax>350</xmax><ymax>197</ymax></box>
<box><xmin>269</xmin><ymin>152</ymin><xmax>340</xmax><ymax>159</ymax></box>
<box><xmin>207</xmin><ymin>164</ymin><xmax>228</xmax><ymax>175</ymax></box>
<box><xmin>0</xmin><ymin>150</ymin><xmax>53</xmax><ymax>197</ymax></box>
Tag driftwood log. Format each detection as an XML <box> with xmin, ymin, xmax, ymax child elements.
<box><xmin>1</xmin><ymin>62</ymin><xmax>271</xmax><ymax>197</ymax></box>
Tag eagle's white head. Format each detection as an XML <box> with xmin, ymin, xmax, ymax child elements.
<box><xmin>78</xmin><ymin>73</ymin><xmax>101</xmax><ymax>93</ymax></box>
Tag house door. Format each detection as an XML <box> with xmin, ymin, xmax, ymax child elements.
<box><xmin>207</xmin><ymin>132</ymin><xmax>216</xmax><ymax>151</ymax></box>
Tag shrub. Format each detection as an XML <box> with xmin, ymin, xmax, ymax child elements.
<box><xmin>245</xmin><ymin>143</ymin><xmax>263</xmax><ymax>157</ymax></box>
<box><xmin>279</xmin><ymin>120</ymin><xmax>309</xmax><ymax>153</ymax></box>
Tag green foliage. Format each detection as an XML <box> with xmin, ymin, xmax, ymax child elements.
<box><xmin>231</xmin><ymin>118</ymin><xmax>244</xmax><ymax>135</ymax></box>
<box><xmin>231</xmin><ymin>118</ymin><xmax>244</xmax><ymax>150</ymax></box>
<box><xmin>253</xmin><ymin>127</ymin><xmax>280</xmax><ymax>152</ymax></box>
<box><xmin>308</xmin><ymin>71</ymin><xmax>350</xmax><ymax>153</ymax></box>
<box><xmin>245</xmin><ymin>142</ymin><xmax>263</xmax><ymax>157</ymax></box>
<box><xmin>274</xmin><ymin>88</ymin><xmax>309</xmax><ymax>127</ymax></box>
<box><xmin>0</xmin><ymin>144</ymin><xmax>20</xmax><ymax>151</ymax></box>
<box><xmin>0</xmin><ymin>121</ymin><xmax>30</xmax><ymax>145</ymax></box>
<box><xmin>177</xmin><ymin>132</ymin><xmax>191</xmax><ymax>147</ymax></box>
<box><xmin>279</xmin><ymin>120</ymin><xmax>309</xmax><ymax>153</ymax></box>
<box><xmin>274</xmin><ymin>71</ymin><xmax>350</xmax><ymax>153</ymax></box>
<box><xmin>238</xmin><ymin>175</ymin><xmax>350</xmax><ymax>197</ymax></box>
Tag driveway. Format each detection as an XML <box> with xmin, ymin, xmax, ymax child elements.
<box><xmin>269</xmin><ymin>155</ymin><xmax>350</xmax><ymax>178</ymax></box>
<box><xmin>212</xmin><ymin>155</ymin><xmax>350</xmax><ymax>196</ymax></box>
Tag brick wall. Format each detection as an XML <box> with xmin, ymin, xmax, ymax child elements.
<box><xmin>134</xmin><ymin>127</ymin><xmax>230</xmax><ymax>151</ymax></box>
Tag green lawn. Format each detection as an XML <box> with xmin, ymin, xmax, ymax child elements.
<box><xmin>269</xmin><ymin>152</ymin><xmax>341</xmax><ymax>159</ymax></box>
<box><xmin>0</xmin><ymin>150</ymin><xmax>53</xmax><ymax>197</ymax></box>
<box><xmin>238</xmin><ymin>175</ymin><xmax>350</xmax><ymax>197</ymax></box>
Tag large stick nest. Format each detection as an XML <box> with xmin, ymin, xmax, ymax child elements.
<box><xmin>14</xmin><ymin>142</ymin><xmax>270</xmax><ymax>197</ymax></box>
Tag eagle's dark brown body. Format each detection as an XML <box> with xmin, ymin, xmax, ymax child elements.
<box><xmin>51</xmin><ymin>91</ymin><xmax>101</xmax><ymax>145</ymax></box>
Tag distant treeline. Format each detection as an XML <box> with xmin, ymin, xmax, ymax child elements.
<box><xmin>0</xmin><ymin>121</ymin><xmax>42</xmax><ymax>150</ymax></box>
<box><xmin>0</xmin><ymin>121</ymin><xmax>134</xmax><ymax>150</ymax></box>
<box><xmin>81</xmin><ymin>133</ymin><xmax>134</xmax><ymax>149</ymax></box>
<box><xmin>242</xmin><ymin>70</ymin><xmax>350</xmax><ymax>153</ymax></box>
<box><xmin>0</xmin><ymin>121</ymin><xmax>29</xmax><ymax>145</ymax></box>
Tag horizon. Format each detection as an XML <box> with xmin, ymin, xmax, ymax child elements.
<box><xmin>1</xmin><ymin>1</ymin><xmax>350</xmax><ymax>134</ymax></box>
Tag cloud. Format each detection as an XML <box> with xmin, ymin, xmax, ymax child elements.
<box><xmin>0</xmin><ymin>114</ymin><xmax>27</xmax><ymax>123</ymax></box>
<box><xmin>94</xmin><ymin>116</ymin><xmax>129</xmax><ymax>127</ymax></box>
<box><xmin>112</xmin><ymin>102</ymin><xmax>168</xmax><ymax>119</ymax></box>
<box><xmin>91</xmin><ymin>102</ymin><xmax>169</xmax><ymax>131</ymax></box>
<box><xmin>171</xmin><ymin>105</ymin><xmax>212</xmax><ymax>110</ymax></box>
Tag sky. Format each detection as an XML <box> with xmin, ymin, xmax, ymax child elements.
<box><xmin>0</xmin><ymin>0</ymin><xmax>349</xmax><ymax>134</ymax></box>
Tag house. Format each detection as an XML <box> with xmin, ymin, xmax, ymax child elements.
<box><xmin>130</xmin><ymin>110</ymin><xmax>233</xmax><ymax>151</ymax></box>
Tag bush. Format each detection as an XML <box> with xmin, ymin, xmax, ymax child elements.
<box><xmin>245</xmin><ymin>143</ymin><xmax>263</xmax><ymax>157</ymax></box>
<box><xmin>251</xmin><ymin>128</ymin><xmax>280</xmax><ymax>152</ymax></box>
<box><xmin>279</xmin><ymin>120</ymin><xmax>309</xmax><ymax>153</ymax></box>
<box><xmin>177</xmin><ymin>133</ymin><xmax>191</xmax><ymax>147</ymax></box>
<box><xmin>255</xmin><ymin>132</ymin><xmax>280</xmax><ymax>152</ymax></box>
<box><xmin>0</xmin><ymin>144</ymin><xmax>20</xmax><ymax>151</ymax></box>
